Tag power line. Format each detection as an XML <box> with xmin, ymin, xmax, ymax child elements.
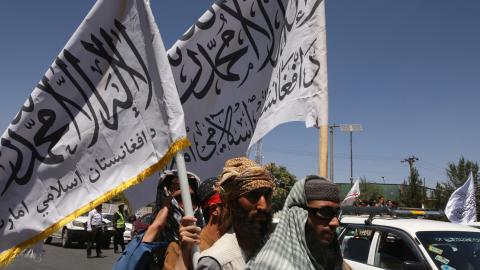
<box><xmin>401</xmin><ymin>155</ymin><xmax>419</xmax><ymax>171</ymax></box>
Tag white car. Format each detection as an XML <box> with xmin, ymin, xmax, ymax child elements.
<box><xmin>338</xmin><ymin>208</ymin><xmax>480</xmax><ymax>270</ymax></box>
<box><xmin>45</xmin><ymin>212</ymin><xmax>115</xmax><ymax>248</ymax></box>
<box><xmin>124</xmin><ymin>222</ymin><xmax>133</xmax><ymax>242</ymax></box>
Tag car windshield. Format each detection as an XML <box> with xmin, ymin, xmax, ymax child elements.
<box><xmin>416</xmin><ymin>231</ymin><xmax>480</xmax><ymax>270</ymax></box>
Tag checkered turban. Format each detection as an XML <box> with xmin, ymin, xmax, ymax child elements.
<box><xmin>218</xmin><ymin>157</ymin><xmax>275</xmax><ymax>203</ymax></box>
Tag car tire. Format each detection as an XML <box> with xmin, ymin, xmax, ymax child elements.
<box><xmin>44</xmin><ymin>237</ymin><xmax>52</xmax><ymax>244</ymax></box>
<box><xmin>61</xmin><ymin>228</ymin><xmax>72</xmax><ymax>248</ymax></box>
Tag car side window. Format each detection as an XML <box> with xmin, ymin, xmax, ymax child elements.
<box><xmin>341</xmin><ymin>227</ymin><xmax>375</xmax><ymax>264</ymax></box>
<box><xmin>143</xmin><ymin>214</ymin><xmax>153</xmax><ymax>224</ymax></box>
<box><xmin>373</xmin><ymin>231</ymin><xmax>420</xmax><ymax>269</ymax></box>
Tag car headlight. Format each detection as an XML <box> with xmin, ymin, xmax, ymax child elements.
<box><xmin>72</xmin><ymin>221</ymin><xmax>85</xmax><ymax>228</ymax></box>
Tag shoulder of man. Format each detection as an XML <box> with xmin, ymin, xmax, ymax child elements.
<box><xmin>196</xmin><ymin>256</ymin><xmax>222</xmax><ymax>270</ymax></box>
<box><xmin>200</xmin><ymin>232</ymin><xmax>244</xmax><ymax>268</ymax></box>
<box><xmin>342</xmin><ymin>261</ymin><xmax>352</xmax><ymax>270</ymax></box>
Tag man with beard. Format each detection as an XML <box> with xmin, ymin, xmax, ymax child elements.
<box><xmin>196</xmin><ymin>157</ymin><xmax>275</xmax><ymax>270</ymax></box>
<box><xmin>247</xmin><ymin>175</ymin><xmax>351</xmax><ymax>270</ymax></box>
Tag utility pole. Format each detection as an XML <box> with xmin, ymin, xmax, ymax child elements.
<box><xmin>401</xmin><ymin>155</ymin><xmax>419</xmax><ymax>172</ymax></box>
<box><xmin>401</xmin><ymin>155</ymin><xmax>421</xmax><ymax>207</ymax></box>
<box><xmin>329</xmin><ymin>124</ymin><xmax>339</xmax><ymax>181</ymax></box>
<box><xmin>340</xmin><ymin>124</ymin><xmax>363</xmax><ymax>186</ymax></box>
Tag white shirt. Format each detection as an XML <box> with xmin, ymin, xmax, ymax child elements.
<box><xmin>198</xmin><ymin>229</ymin><xmax>247</xmax><ymax>270</ymax></box>
<box><xmin>87</xmin><ymin>209</ymin><xmax>103</xmax><ymax>231</ymax></box>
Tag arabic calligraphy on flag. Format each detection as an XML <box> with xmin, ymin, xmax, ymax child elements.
<box><xmin>0</xmin><ymin>0</ymin><xmax>187</xmax><ymax>264</ymax></box>
<box><xmin>445</xmin><ymin>172</ymin><xmax>477</xmax><ymax>224</ymax></box>
<box><xmin>167</xmin><ymin>0</ymin><xmax>328</xmax><ymax>178</ymax></box>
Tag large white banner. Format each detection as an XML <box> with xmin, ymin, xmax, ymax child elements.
<box><xmin>0</xmin><ymin>0</ymin><xmax>187</xmax><ymax>264</ymax></box>
<box><xmin>445</xmin><ymin>172</ymin><xmax>477</xmax><ymax>224</ymax></box>
<box><xmin>167</xmin><ymin>0</ymin><xmax>328</xmax><ymax>178</ymax></box>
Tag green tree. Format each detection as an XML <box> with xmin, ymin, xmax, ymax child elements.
<box><xmin>265</xmin><ymin>162</ymin><xmax>297</xmax><ymax>213</ymax></box>
<box><xmin>399</xmin><ymin>167</ymin><xmax>424</xmax><ymax>207</ymax></box>
<box><xmin>432</xmin><ymin>182</ymin><xmax>449</xmax><ymax>210</ymax></box>
<box><xmin>358</xmin><ymin>177</ymin><xmax>382</xmax><ymax>202</ymax></box>
<box><xmin>446</xmin><ymin>157</ymin><xmax>478</xmax><ymax>189</ymax></box>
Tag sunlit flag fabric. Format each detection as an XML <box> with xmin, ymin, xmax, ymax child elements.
<box><xmin>0</xmin><ymin>0</ymin><xmax>188</xmax><ymax>265</ymax></box>
<box><xmin>341</xmin><ymin>179</ymin><xmax>361</xmax><ymax>206</ymax></box>
<box><xmin>167</xmin><ymin>0</ymin><xmax>328</xmax><ymax>177</ymax></box>
<box><xmin>445</xmin><ymin>172</ymin><xmax>477</xmax><ymax>224</ymax></box>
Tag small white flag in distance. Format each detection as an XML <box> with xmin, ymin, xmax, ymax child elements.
<box><xmin>341</xmin><ymin>179</ymin><xmax>361</xmax><ymax>206</ymax></box>
<box><xmin>445</xmin><ymin>172</ymin><xmax>477</xmax><ymax>224</ymax></box>
<box><xmin>0</xmin><ymin>0</ymin><xmax>188</xmax><ymax>265</ymax></box>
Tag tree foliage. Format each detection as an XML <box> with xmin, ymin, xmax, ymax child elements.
<box><xmin>432</xmin><ymin>182</ymin><xmax>449</xmax><ymax>210</ymax></box>
<box><xmin>446</xmin><ymin>157</ymin><xmax>478</xmax><ymax>189</ymax></box>
<box><xmin>436</xmin><ymin>157</ymin><xmax>479</xmax><ymax>218</ymax></box>
<box><xmin>399</xmin><ymin>167</ymin><xmax>424</xmax><ymax>208</ymax></box>
<box><xmin>359</xmin><ymin>177</ymin><xmax>382</xmax><ymax>202</ymax></box>
<box><xmin>265</xmin><ymin>162</ymin><xmax>297</xmax><ymax>213</ymax></box>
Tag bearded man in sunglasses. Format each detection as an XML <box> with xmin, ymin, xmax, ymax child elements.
<box><xmin>247</xmin><ymin>175</ymin><xmax>351</xmax><ymax>270</ymax></box>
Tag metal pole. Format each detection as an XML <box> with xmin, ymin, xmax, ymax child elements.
<box><xmin>329</xmin><ymin>126</ymin><xmax>334</xmax><ymax>181</ymax></box>
<box><xmin>350</xmin><ymin>131</ymin><xmax>353</xmax><ymax>186</ymax></box>
<box><xmin>174</xmin><ymin>151</ymin><xmax>199</xmax><ymax>269</ymax></box>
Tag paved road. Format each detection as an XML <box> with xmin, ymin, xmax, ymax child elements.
<box><xmin>5</xmin><ymin>241</ymin><xmax>121</xmax><ymax>270</ymax></box>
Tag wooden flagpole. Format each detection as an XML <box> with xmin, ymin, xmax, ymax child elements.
<box><xmin>319</xmin><ymin>125</ymin><xmax>329</xmax><ymax>178</ymax></box>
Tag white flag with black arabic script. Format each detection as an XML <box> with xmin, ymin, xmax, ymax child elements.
<box><xmin>167</xmin><ymin>0</ymin><xmax>328</xmax><ymax>178</ymax></box>
<box><xmin>341</xmin><ymin>179</ymin><xmax>361</xmax><ymax>206</ymax></box>
<box><xmin>445</xmin><ymin>172</ymin><xmax>477</xmax><ymax>224</ymax></box>
<box><xmin>0</xmin><ymin>0</ymin><xmax>188</xmax><ymax>265</ymax></box>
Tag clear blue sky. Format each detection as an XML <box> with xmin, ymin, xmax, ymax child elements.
<box><xmin>0</xmin><ymin>1</ymin><xmax>479</xmax><ymax>189</ymax></box>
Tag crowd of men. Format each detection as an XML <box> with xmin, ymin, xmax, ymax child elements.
<box><xmin>355</xmin><ymin>196</ymin><xmax>398</xmax><ymax>208</ymax></box>
<box><xmin>112</xmin><ymin>156</ymin><xmax>351</xmax><ymax>270</ymax></box>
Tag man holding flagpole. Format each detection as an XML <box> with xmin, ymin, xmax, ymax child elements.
<box><xmin>445</xmin><ymin>172</ymin><xmax>477</xmax><ymax>224</ymax></box>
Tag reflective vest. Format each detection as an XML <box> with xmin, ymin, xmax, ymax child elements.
<box><xmin>116</xmin><ymin>211</ymin><xmax>125</xmax><ymax>228</ymax></box>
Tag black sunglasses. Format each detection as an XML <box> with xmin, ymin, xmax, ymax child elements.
<box><xmin>302</xmin><ymin>206</ymin><xmax>340</xmax><ymax>221</ymax></box>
